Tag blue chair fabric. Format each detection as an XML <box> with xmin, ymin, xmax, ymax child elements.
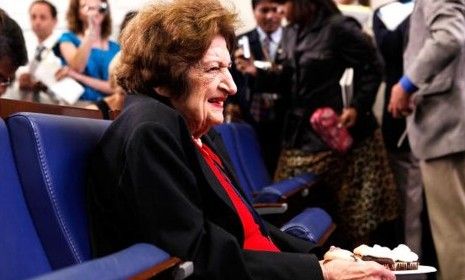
<box><xmin>7</xmin><ymin>113</ymin><xmax>111</xmax><ymax>268</ymax></box>
<box><xmin>31</xmin><ymin>244</ymin><xmax>170</xmax><ymax>280</ymax></box>
<box><xmin>281</xmin><ymin>208</ymin><xmax>334</xmax><ymax>245</ymax></box>
<box><xmin>214</xmin><ymin>122</ymin><xmax>318</xmax><ymax>203</ymax></box>
<box><xmin>214</xmin><ymin>122</ymin><xmax>334</xmax><ymax>245</ymax></box>
<box><xmin>4</xmin><ymin>112</ymin><xmax>191</xmax><ymax>280</ymax></box>
<box><xmin>254</xmin><ymin>173</ymin><xmax>317</xmax><ymax>203</ymax></box>
<box><xmin>0</xmin><ymin>119</ymin><xmax>52</xmax><ymax>280</ymax></box>
<box><xmin>2</xmin><ymin>117</ymin><xmax>177</xmax><ymax>279</ymax></box>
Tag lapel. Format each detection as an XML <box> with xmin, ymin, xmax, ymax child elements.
<box><xmin>196</xmin><ymin>131</ymin><xmax>257</xmax><ymax>212</ymax></box>
<box><xmin>205</xmin><ymin>131</ymin><xmax>253</xmax><ymax>204</ymax></box>
<box><xmin>192</xmin><ymin>133</ymin><xmax>237</xmax><ymax>212</ymax></box>
<box><xmin>193</xmin><ymin>130</ymin><xmax>270</xmax><ymax>238</ymax></box>
<box><xmin>203</xmin><ymin>130</ymin><xmax>270</xmax><ymax>236</ymax></box>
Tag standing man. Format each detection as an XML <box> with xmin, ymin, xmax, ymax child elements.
<box><xmin>389</xmin><ymin>0</ymin><xmax>465</xmax><ymax>279</ymax></box>
<box><xmin>17</xmin><ymin>0</ymin><xmax>60</xmax><ymax>103</ymax></box>
<box><xmin>232</xmin><ymin>0</ymin><xmax>285</xmax><ymax>175</ymax></box>
<box><xmin>373</xmin><ymin>0</ymin><xmax>425</xmax><ymax>260</ymax></box>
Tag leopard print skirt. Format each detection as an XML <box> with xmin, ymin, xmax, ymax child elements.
<box><xmin>274</xmin><ymin>129</ymin><xmax>400</xmax><ymax>240</ymax></box>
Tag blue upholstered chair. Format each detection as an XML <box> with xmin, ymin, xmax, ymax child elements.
<box><xmin>281</xmin><ymin>208</ymin><xmax>335</xmax><ymax>246</ymax></box>
<box><xmin>7</xmin><ymin>113</ymin><xmax>110</xmax><ymax>268</ymax></box>
<box><xmin>214</xmin><ymin>122</ymin><xmax>334</xmax><ymax>245</ymax></box>
<box><xmin>214</xmin><ymin>122</ymin><xmax>318</xmax><ymax>204</ymax></box>
<box><xmin>3</xmin><ymin>113</ymin><xmax>192</xmax><ymax>279</ymax></box>
<box><xmin>0</xmin><ymin>118</ymin><xmax>51</xmax><ymax>279</ymax></box>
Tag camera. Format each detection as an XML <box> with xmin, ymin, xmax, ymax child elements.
<box><xmin>237</xmin><ymin>36</ymin><xmax>251</xmax><ymax>59</ymax></box>
<box><xmin>98</xmin><ymin>2</ymin><xmax>108</xmax><ymax>14</ymax></box>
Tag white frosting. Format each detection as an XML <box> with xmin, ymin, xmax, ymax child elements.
<box><xmin>353</xmin><ymin>244</ymin><xmax>418</xmax><ymax>262</ymax></box>
<box><xmin>392</xmin><ymin>244</ymin><xmax>419</xmax><ymax>262</ymax></box>
<box><xmin>324</xmin><ymin>246</ymin><xmax>355</xmax><ymax>261</ymax></box>
<box><xmin>370</xmin><ymin>245</ymin><xmax>394</xmax><ymax>260</ymax></box>
<box><xmin>353</xmin><ymin>244</ymin><xmax>371</xmax><ymax>256</ymax></box>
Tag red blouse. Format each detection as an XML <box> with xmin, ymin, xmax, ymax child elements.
<box><xmin>196</xmin><ymin>141</ymin><xmax>279</xmax><ymax>252</ymax></box>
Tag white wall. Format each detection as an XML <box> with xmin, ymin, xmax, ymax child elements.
<box><xmin>0</xmin><ymin>0</ymin><xmax>392</xmax><ymax>43</ymax></box>
<box><xmin>0</xmin><ymin>0</ymin><xmax>256</xmax><ymax>44</ymax></box>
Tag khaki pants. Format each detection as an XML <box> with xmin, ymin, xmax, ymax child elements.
<box><xmin>421</xmin><ymin>152</ymin><xmax>465</xmax><ymax>280</ymax></box>
<box><xmin>389</xmin><ymin>152</ymin><xmax>423</xmax><ymax>259</ymax></box>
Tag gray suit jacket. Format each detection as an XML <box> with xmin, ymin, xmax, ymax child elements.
<box><xmin>404</xmin><ymin>0</ymin><xmax>465</xmax><ymax>160</ymax></box>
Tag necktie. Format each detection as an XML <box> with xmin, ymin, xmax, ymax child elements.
<box><xmin>262</xmin><ymin>35</ymin><xmax>272</xmax><ymax>61</ymax></box>
<box><xmin>34</xmin><ymin>45</ymin><xmax>46</xmax><ymax>62</ymax></box>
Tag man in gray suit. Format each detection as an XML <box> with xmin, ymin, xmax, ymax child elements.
<box><xmin>389</xmin><ymin>0</ymin><xmax>465</xmax><ymax>279</ymax></box>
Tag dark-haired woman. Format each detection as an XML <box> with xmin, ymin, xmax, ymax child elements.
<box><xmin>236</xmin><ymin>0</ymin><xmax>400</xmax><ymax>249</ymax></box>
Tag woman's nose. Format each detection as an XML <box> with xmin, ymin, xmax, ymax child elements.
<box><xmin>220</xmin><ymin>70</ymin><xmax>237</xmax><ymax>95</ymax></box>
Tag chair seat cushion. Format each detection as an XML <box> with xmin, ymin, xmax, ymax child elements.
<box><xmin>281</xmin><ymin>208</ymin><xmax>333</xmax><ymax>244</ymax></box>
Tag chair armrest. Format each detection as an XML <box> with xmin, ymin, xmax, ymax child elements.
<box><xmin>31</xmin><ymin>243</ymin><xmax>193</xmax><ymax>280</ymax></box>
<box><xmin>253</xmin><ymin>202</ymin><xmax>288</xmax><ymax>215</ymax></box>
<box><xmin>131</xmin><ymin>258</ymin><xmax>193</xmax><ymax>280</ymax></box>
<box><xmin>254</xmin><ymin>172</ymin><xmax>318</xmax><ymax>203</ymax></box>
<box><xmin>280</xmin><ymin>207</ymin><xmax>335</xmax><ymax>246</ymax></box>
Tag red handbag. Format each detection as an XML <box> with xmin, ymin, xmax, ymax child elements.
<box><xmin>310</xmin><ymin>107</ymin><xmax>353</xmax><ymax>153</ymax></box>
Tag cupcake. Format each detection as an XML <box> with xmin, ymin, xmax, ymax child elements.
<box><xmin>324</xmin><ymin>246</ymin><xmax>356</xmax><ymax>262</ymax></box>
<box><xmin>352</xmin><ymin>244</ymin><xmax>419</xmax><ymax>271</ymax></box>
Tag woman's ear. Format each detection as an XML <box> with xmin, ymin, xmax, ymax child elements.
<box><xmin>154</xmin><ymin>86</ymin><xmax>171</xmax><ymax>98</ymax></box>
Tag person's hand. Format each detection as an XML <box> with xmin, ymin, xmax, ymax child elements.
<box><xmin>388</xmin><ymin>83</ymin><xmax>412</xmax><ymax>118</ymax></box>
<box><xmin>84</xmin><ymin>4</ymin><xmax>104</xmax><ymax>40</ymax></box>
<box><xmin>321</xmin><ymin>259</ymin><xmax>395</xmax><ymax>280</ymax></box>
<box><xmin>18</xmin><ymin>73</ymin><xmax>34</xmax><ymax>91</ymax></box>
<box><xmin>55</xmin><ymin>66</ymin><xmax>69</xmax><ymax>81</ymax></box>
<box><xmin>55</xmin><ymin>66</ymin><xmax>78</xmax><ymax>81</ymax></box>
<box><xmin>339</xmin><ymin>107</ymin><xmax>357</xmax><ymax>128</ymax></box>
<box><xmin>32</xmin><ymin>81</ymin><xmax>48</xmax><ymax>93</ymax></box>
<box><xmin>234</xmin><ymin>48</ymin><xmax>257</xmax><ymax>76</ymax></box>
<box><xmin>19</xmin><ymin>73</ymin><xmax>47</xmax><ymax>92</ymax></box>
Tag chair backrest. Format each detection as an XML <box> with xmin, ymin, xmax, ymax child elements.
<box><xmin>0</xmin><ymin>119</ymin><xmax>52</xmax><ymax>279</ymax></box>
<box><xmin>7</xmin><ymin>113</ymin><xmax>111</xmax><ymax>269</ymax></box>
<box><xmin>214</xmin><ymin>122</ymin><xmax>272</xmax><ymax>198</ymax></box>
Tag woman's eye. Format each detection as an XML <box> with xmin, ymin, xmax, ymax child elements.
<box><xmin>208</xmin><ymin>66</ymin><xmax>220</xmax><ymax>72</ymax></box>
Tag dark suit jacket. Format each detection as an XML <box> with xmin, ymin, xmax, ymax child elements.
<box><xmin>259</xmin><ymin>14</ymin><xmax>382</xmax><ymax>152</ymax></box>
<box><xmin>87</xmin><ymin>94</ymin><xmax>324</xmax><ymax>279</ymax></box>
<box><xmin>373</xmin><ymin>2</ymin><xmax>411</xmax><ymax>152</ymax></box>
<box><xmin>234</xmin><ymin>28</ymin><xmax>286</xmax><ymax>99</ymax></box>
<box><xmin>231</xmin><ymin>28</ymin><xmax>289</xmax><ymax>174</ymax></box>
<box><xmin>242</xmin><ymin>28</ymin><xmax>267</xmax><ymax>61</ymax></box>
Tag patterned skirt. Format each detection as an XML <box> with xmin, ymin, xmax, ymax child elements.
<box><xmin>274</xmin><ymin>129</ymin><xmax>400</xmax><ymax>240</ymax></box>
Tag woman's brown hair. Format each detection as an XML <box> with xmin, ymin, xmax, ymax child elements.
<box><xmin>115</xmin><ymin>0</ymin><xmax>237</xmax><ymax>98</ymax></box>
<box><xmin>66</xmin><ymin>0</ymin><xmax>112</xmax><ymax>38</ymax></box>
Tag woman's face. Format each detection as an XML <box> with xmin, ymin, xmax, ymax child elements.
<box><xmin>79</xmin><ymin>0</ymin><xmax>105</xmax><ymax>23</ymax></box>
<box><xmin>171</xmin><ymin>35</ymin><xmax>237</xmax><ymax>138</ymax></box>
<box><xmin>0</xmin><ymin>56</ymin><xmax>17</xmax><ymax>96</ymax></box>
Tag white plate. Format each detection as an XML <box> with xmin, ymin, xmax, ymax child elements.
<box><xmin>394</xmin><ymin>265</ymin><xmax>437</xmax><ymax>275</ymax></box>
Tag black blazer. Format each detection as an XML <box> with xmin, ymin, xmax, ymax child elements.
<box><xmin>373</xmin><ymin>3</ymin><xmax>411</xmax><ymax>152</ymax></box>
<box><xmin>87</xmin><ymin>94</ymin><xmax>324</xmax><ymax>279</ymax></box>
<box><xmin>229</xmin><ymin>28</ymin><xmax>280</xmax><ymax>124</ymax></box>
<box><xmin>255</xmin><ymin>14</ymin><xmax>382</xmax><ymax>152</ymax></box>
<box><xmin>234</xmin><ymin>28</ymin><xmax>287</xmax><ymax>97</ymax></box>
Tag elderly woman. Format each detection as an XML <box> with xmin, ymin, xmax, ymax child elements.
<box><xmin>87</xmin><ymin>0</ymin><xmax>394</xmax><ymax>279</ymax></box>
